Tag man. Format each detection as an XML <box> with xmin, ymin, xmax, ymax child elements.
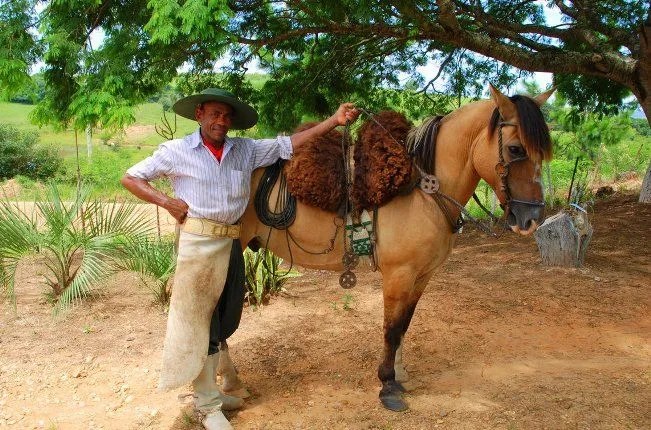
<box><xmin>121</xmin><ymin>88</ymin><xmax>360</xmax><ymax>430</ymax></box>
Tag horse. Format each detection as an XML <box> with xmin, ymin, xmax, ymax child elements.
<box><xmin>224</xmin><ymin>84</ymin><xmax>554</xmax><ymax>411</ymax></box>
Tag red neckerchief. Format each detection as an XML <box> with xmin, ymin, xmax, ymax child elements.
<box><xmin>201</xmin><ymin>132</ymin><xmax>224</xmax><ymax>162</ymax></box>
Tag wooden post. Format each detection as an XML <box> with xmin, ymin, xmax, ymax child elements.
<box><xmin>533</xmin><ymin>210</ymin><xmax>593</xmax><ymax>267</ymax></box>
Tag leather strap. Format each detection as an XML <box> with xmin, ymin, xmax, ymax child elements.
<box><xmin>181</xmin><ymin>217</ymin><xmax>241</xmax><ymax>239</ymax></box>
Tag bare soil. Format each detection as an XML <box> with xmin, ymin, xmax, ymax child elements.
<box><xmin>1</xmin><ymin>193</ymin><xmax>649</xmax><ymax>430</ymax></box>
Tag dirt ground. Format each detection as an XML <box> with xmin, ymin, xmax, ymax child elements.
<box><xmin>1</xmin><ymin>193</ymin><xmax>649</xmax><ymax>430</ymax></box>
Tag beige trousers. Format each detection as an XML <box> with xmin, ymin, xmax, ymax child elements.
<box><xmin>158</xmin><ymin>232</ymin><xmax>233</xmax><ymax>391</ymax></box>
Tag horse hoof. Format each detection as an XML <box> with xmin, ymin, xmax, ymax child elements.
<box><xmin>379</xmin><ymin>393</ymin><xmax>408</xmax><ymax>412</ymax></box>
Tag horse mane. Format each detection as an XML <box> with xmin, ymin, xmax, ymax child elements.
<box><xmin>489</xmin><ymin>95</ymin><xmax>553</xmax><ymax>161</ymax></box>
<box><xmin>406</xmin><ymin>95</ymin><xmax>552</xmax><ymax>175</ymax></box>
<box><xmin>405</xmin><ymin>115</ymin><xmax>444</xmax><ymax>175</ymax></box>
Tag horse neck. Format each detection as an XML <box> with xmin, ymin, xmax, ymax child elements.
<box><xmin>433</xmin><ymin>102</ymin><xmax>493</xmax><ymax>207</ymax></box>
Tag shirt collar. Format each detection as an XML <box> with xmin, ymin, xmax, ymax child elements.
<box><xmin>187</xmin><ymin>128</ymin><xmax>236</xmax><ymax>160</ymax></box>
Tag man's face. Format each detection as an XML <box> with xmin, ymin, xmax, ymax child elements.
<box><xmin>195</xmin><ymin>101</ymin><xmax>234</xmax><ymax>145</ymax></box>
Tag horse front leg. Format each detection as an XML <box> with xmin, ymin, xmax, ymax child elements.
<box><xmin>378</xmin><ymin>270</ymin><xmax>417</xmax><ymax>412</ymax></box>
<box><xmin>394</xmin><ymin>270</ymin><xmax>434</xmax><ymax>384</ymax></box>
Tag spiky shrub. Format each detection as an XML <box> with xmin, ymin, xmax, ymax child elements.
<box><xmin>117</xmin><ymin>237</ymin><xmax>176</xmax><ymax>306</ymax></box>
<box><xmin>0</xmin><ymin>183</ymin><xmax>153</xmax><ymax>314</ymax></box>
<box><xmin>243</xmin><ymin>248</ymin><xmax>301</xmax><ymax>307</ymax></box>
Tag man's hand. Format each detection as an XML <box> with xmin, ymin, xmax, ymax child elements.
<box><xmin>163</xmin><ymin>197</ymin><xmax>189</xmax><ymax>223</ymax></box>
<box><xmin>334</xmin><ymin>102</ymin><xmax>361</xmax><ymax>126</ymax></box>
<box><xmin>121</xmin><ymin>174</ymin><xmax>189</xmax><ymax>223</ymax></box>
<box><xmin>289</xmin><ymin>102</ymin><xmax>361</xmax><ymax>151</ymax></box>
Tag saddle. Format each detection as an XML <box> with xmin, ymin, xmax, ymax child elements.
<box><xmin>283</xmin><ymin>111</ymin><xmax>414</xmax><ymax>213</ymax></box>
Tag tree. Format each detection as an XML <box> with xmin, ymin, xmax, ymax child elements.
<box><xmin>1</xmin><ymin>1</ymin><xmax>649</xmax><ymax>130</ymax></box>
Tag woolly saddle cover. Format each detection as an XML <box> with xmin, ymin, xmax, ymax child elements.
<box><xmin>283</xmin><ymin>112</ymin><xmax>413</xmax><ymax>213</ymax></box>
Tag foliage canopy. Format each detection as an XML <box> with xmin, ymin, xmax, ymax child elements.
<box><xmin>1</xmin><ymin>0</ymin><xmax>649</xmax><ymax>131</ymax></box>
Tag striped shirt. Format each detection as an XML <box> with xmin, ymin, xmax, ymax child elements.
<box><xmin>126</xmin><ymin>128</ymin><xmax>293</xmax><ymax>224</ymax></box>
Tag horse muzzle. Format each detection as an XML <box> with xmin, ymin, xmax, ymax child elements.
<box><xmin>506</xmin><ymin>200</ymin><xmax>544</xmax><ymax>236</ymax></box>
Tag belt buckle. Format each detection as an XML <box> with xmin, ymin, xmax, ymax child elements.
<box><xmin>214</xmin><ymin>224</ymin><xmax>226</xmax><ymax>238</ymax></box>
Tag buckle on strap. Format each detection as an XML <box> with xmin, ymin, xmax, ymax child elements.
<box><xmin>182</xmin><ymin>218</ymin><xmax>240</xmax><ymax>239</ymax></box>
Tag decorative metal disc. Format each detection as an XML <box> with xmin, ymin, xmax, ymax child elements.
<box><xmin>420</xmin><ymin>175</ymin><xmax>440</xmax><ymax>194</ymax></box>
<box><xmin>342</xmin><ymin>251</ymin><xmax>359</xmax><ymax>269</ymax></box>
<box><xmin>339</xmin><ymin>270</ymin><xmax>357</xmax><ymax>289</ymax></box>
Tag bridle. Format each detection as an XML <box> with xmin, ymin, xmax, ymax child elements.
<box><xmin>495</xmin><ymin>120</ymin><xmax>546</xmax><ymax>218</ymax></box>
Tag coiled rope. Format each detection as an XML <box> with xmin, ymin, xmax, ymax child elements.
<box><xmin>254</xmin><ymin>159</ymin><xmax>296</xmax><ymax>229</ymax></box>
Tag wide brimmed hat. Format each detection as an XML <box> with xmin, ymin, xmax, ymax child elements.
<box><xmin>172</xmin><ymin>88</ymin><xmax>258</xmax><ymax>130</ymax></box>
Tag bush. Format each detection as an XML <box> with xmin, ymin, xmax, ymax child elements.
<box><xmin>0</xmin><ymin>183</ymin><xmax>153</xmax><ymax>313</ymax></box>
<box><xmin>243</xmin><ymin>248</ymin><xmax>301</xmax><ymax>307</ymax></box>
<box><xmin>118</xmin><ymin>237</ymin><xmax>176</xmax><ymax>306</ymax></box>
<box><xmin>0</xmin><ymin>123</ymin><xmax>63</xmax><ymax>181</ymax></box>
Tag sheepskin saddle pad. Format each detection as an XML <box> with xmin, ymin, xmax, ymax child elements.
<box><xmin>351</xmin><ymin>111</ymin><xmax>413</xmax><ymax>211</ymax></box>
<box><xmin>283</xmin><ymin>122</ymin><xmax>348</xmax><ymax>213</ymax></box>
<box><xmin>283</xmin><ymin>112</ymin><xmax>414</xmax><ymax>213</ymax></box>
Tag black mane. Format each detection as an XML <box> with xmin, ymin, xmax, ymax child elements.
<box><xmin>489</xmin><ymin>94</ymin><xmax>552</xmax><ymax>161</ymax></box>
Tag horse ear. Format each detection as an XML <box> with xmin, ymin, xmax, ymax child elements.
<box><xmin>489</xmin><ymin>83</ymin><xmax>517</xmax><ymax>121</ymax></box>
<box><xmin>533</xmin><ymin>86</ymin><xmax>556</xmax><ymax>106</ymax></box>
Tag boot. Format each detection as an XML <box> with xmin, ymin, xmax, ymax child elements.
<box><xmin>201</xmin><ymin>410</ymin><xmax>234</xmax><ymax>430</ymax></box>
<box><xmin>216</xmin><ymin>344</ymin><xmax>251</xmax><ymax>399</ymax></box>
<box><xmin>193</xmin><ymin>354</ymin><xmax>244</xmax><ymax>412</ymax></box>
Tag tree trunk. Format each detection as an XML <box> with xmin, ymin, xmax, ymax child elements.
<box><xmin>534</xmin><ymin>211</ymin><xmax>593</xmax><ymax>268</ymax></box>
<box><xmin>640</xmin><ymin>161</ymin><xmax>651</xmax><ymax>203</ymax></box>
<box><xmin>86</xmin><ymin>125</ymin><xmax>92</xmax><ymax>160</ymax></box>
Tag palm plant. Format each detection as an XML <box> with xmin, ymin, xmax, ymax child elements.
<box><xmin>0</xmin><ymin>183</ymin><xmax>153</xmax><ymax>314</ymax></box>
<box><xmin>243</xmin><ymin>247</ymin><xmax>301</xmax><ymax>306</ymax></box>
<box><xmin>117</xmin><ymin>237</ymin><xmax>176</xmax><ymax>306</ymax></box>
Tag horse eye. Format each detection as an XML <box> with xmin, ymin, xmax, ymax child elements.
<box><xmin>508</xmin><ymin>145</ymin><xmax>525</xmax><ymax>157</ymax></box>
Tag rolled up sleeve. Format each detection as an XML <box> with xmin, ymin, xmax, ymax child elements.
<box><xmin>251</xmin><ymin>136</ymin><xmax>293</xmax><ymax>169</ymax></box>
<box><xmin>126</xmin><ymin>143</ymin><xmax>174</xmax><ymax>181</ymax></box>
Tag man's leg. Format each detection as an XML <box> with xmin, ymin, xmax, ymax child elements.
<box><xmin>159</xmin><ymin>233</ymin><xmax>232</xmax><ymax>391</ymax></box>
<box><xmin>216</xmin><ymin>341</ymin><xmax>251</xmax><ymax>399</ymax></box>
<box><xmin>209</xmin><ymin>239</ymin><xmax>250</xmax><ymax>398</ymax></box>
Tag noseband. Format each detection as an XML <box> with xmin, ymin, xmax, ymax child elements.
<box><xmin>496</xmin><ymin>121</ymin><xmax>545</xmax><ymax>217</ymax></box>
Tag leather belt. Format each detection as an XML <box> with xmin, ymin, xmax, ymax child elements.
<box><xmin>181</xmin><ymin>217</ymin><xmax>240</xmax><ymax>239</ymax></box>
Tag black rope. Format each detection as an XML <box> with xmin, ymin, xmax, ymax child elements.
<box><xmin>254</xmin><ymin>160</ymin><xmax>296</xmax><ymax>229</ymax></box>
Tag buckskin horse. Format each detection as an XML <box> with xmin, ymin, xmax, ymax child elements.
<box><xmin>226</xmin><ymin>85</ymin><xmax>554</xmax><ymax>411</ymax></box>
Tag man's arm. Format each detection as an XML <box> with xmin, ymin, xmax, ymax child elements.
<box><xmin>289</xmin><ymin>102</ymin><xmax>360</xmax><ymax>151</ymax></box>
<box><xmin>120</xmin><ymin>174</ymin><xmax>189</xmax><ymax>223</ymax></box>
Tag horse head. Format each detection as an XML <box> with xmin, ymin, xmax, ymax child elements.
<box><xmin>473</xmin><ymin>84</ymin><xmax>554</xmax><ymax>236</ymax></box>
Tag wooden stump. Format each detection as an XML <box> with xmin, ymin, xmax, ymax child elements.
<box><xmin>534</xmin><ymin>211</ymin><xmax>593</xmax><ymax>267</ymax></box>
<box><xmin>640</xmin><ymin>161</ymin><xmax>651</xmax><ymax>203</ymax></box>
